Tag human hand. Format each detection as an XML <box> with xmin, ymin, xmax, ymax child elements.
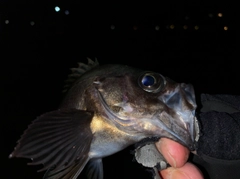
<box><xmin>155</xmin><ymin>138</ymin><xmax>204</xmax><ymax>179</ymax></box>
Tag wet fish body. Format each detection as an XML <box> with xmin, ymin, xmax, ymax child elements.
<box><xmin>10</xmin><ymin>59</ymin><xmax>199</xmax><ymax>179</ymax></box>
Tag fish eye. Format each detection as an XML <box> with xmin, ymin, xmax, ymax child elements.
<box><xmin>142</xmin><ymin>75</ymin><xmax>155</xmax><ymax>86</ymax></box>
<box><xmin>138</xmin><ymin>72</ymin><xmax>166</xmax><ymax>93</ymax></box>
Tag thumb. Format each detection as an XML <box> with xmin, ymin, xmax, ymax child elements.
<box><xmin>155</xmin><ymin>138</ymin><xmax>189</xmax><ymax>167</ymax></box>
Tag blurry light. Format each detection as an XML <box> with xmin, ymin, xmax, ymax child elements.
<box><xmin>110</xmin><ymin>25</ymin><xmax>115</xmax><ymax>30</ymax></box>
<box><xmin>133</xmin><ymin>25</ymin><xmax>138</xmax><ymax>30</ymax></box>
<box><xmin>194</xmin><ymin>25</ymin><xmax>199</xmax><ymax>30</ymax></box>
<box><xmin>5</xmin><ymin>20</ymin><xmax>9</xmax><ymax>24</ymax></box>
<box><xmin>65</xmin><ymin>10</ymin><xmax>69</xmax><ymax>15</ymax></box>
<box><xmin>183</xmin><ymin>25</ymin><xmax>188</xmax><ymax>30</ymax></box>
<box><xmin>155</xmin><ymin>25</ymin><xmax>160</xmax><ymax>31</ymax></box>
<box><xmin>30</xmin><ymin>21</ymin><xmax>35</xmax><ymax>26</ymax></box>
<box><xmin>185</xmin><ymin>16</ymin><xmax>189</xmax><ymax>20</ymax></box>
<box><xmin>208</xmin><ymin>13</ymin><xmax>213</xmax><ymax>18</ymax></box>
<box><xmin>170</xmin><ymin>24</ymin><xmax>174</xmax><ymax>29</ymax></box>
<box><xmin>55</xmin><ymin>6</ymin><xmax>60</xmax><ymax>12</ymax></box>
<box><xmin>218</xmin><ymin>13</ymin><xmax>223</xmax><ymax>17</ymax></box>
<box><xmin>223</xmin><ymin>26</ymin><xmax>228</xmax><ymax>30</ymax></box>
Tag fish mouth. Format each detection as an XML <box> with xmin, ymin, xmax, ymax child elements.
<box><xmin>157</xmin><ymin>83</ymin><xmax>199</xmax><ymax>151</ymax></box>
<box><xmin>158</xmin><ymin>110</ymin><xmax>199</xmax><ymax>151</ymax></box>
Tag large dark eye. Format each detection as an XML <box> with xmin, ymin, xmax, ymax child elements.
<box><xmin>138</xmin><ymin>72</ymin><xmax>166</xmax><ymax>93</ymax></box>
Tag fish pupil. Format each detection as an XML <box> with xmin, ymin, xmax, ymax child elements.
<box><xmin>142</xmin><ymin>75</ymin><xmax>155</xmax><ymax>87</ymax></box>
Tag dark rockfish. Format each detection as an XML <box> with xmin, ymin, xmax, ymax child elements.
<box><xmin>9</xmin><ymin>59</ymin><xmax>199</xmax><ymax>179</ymax></box>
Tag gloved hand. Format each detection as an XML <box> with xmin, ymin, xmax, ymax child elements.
<box><xmin>191</xmin><ymin>94</ymin><xmax>240</xmax><ymax>179</ymax></box>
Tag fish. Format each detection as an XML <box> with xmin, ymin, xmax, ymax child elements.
<box><xmin>9</xmin><ymin>58</ymin><xmax>199</xmax><ymax>179</ymax></box>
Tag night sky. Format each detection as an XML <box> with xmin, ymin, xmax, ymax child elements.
<box><xmin>1</xmin><ymin>2</ymin><xmax>237</xmax><ymax>179</ymax></box>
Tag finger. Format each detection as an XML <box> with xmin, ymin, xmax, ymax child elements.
<box><xmin>159</xmin><ymin>162</ymin><xmax>204</xmax><ymax>179</ymax></box>
<box><xmin>155</xmin><ymin>138</ymin><xmax>189</xmax><ymax>167</ymax></box>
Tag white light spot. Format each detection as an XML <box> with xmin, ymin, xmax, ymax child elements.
<box><xmin>155</xmin><ymin>25</ymin><xmax>160</xmax><ymax>31</ymax></box>
<box><xmin>5</xmin><ymin>20</ymin><xmax>9</xmax><ymax>24</ymax></box>
<box><xmin>185</xmin><ymin>16</ymin><xmax>189</xmax><ymax>20</ymax></box>
<box><xmin>218</xmin><ymin>13</ymin><xmax>223</xmax><ymax>17</ymax></box>
<box><xmin>30</xmin><ymin>21</ymin><xmax>35</xmax><ymax>26</ymax></box>
<box><xmin>194</xmin><ymin>25</ymin><xmax>199</xmax><ymax>30</ymax></box>
<box><xmin>223</xmin><ymin>26</ymin><xmax>228</xmax><ymax>30</ymax></box>
<box><xmin>65</xmin><ymin>10</ymin><xmax>69</xmax><ymax>15</ymax></box>
<box><xmin>110</xmin><ymin>25</ymin><xmax>115</xmax><ymax>30</ymax></box>
<box><xmin>55</xmin><ymin>6</ymin><xmax>60</xmax><ymax>12</ymax></box>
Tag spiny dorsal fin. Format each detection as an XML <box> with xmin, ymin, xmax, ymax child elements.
<box><xmin>62</xmin><ymin>58</ymin><xmax>99</xmax><ymax>93</ymax></box>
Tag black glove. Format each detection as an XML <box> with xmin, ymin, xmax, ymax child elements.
<box><xmin>191</xmin><ymin>94</ymin><xmax>240</xmax><ymax>179</ymax></box>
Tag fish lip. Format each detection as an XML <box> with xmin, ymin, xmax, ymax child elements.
<box><xmin>178</xmin><ymin>116</ymin><xmax>200</xmax><ymax>151</ymax></box>
<box><xmin>159</xmin><ymin>111</ymin><xmax>197</xmax><ymax>150</ymax></box>
<box><xmin>190</xmin><ymin>115</ymin><xmax>200</xmax><ymax>151</ymax></box>
<box><xmin>194</xmin><ymin>116</ymin><xmax>200</xmax><ymax>142</ymax></box>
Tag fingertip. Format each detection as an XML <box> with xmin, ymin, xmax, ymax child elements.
<box><xmin>159</xmin><ymin>163</ymin><xmax>204</xmax><ymax>179</ymax></box>
<box><xmin>160</xmin><ymin>168</ymin><xmax>190</xmax><ymax>179</ymax></box>
<box><xmin>156</xmin><ymin>138</ymin><xmax>189</xmax><ymax>167</ymax></box>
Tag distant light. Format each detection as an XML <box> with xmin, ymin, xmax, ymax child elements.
<box><xmin>194</xmin><ymin>25</ymin><xmax>199</xmax><ymax>30</ymax></box>
<box><xmin>208</xmin><ymin>13</ymin><xmax>213</xmax><ymax>18</ymax></box>
<box><xmin>5</xmin><ymin>20</ymin><xmax>9</xmax><ymax>24</ymax></box>
<box><xmin>183</xmin><ymin>25</ymin><xmax>188</xmax><ymax>30</ymax></box>
<box><xmin>218</xmin><ymin>13</ymin><xmax>223</xmax><ymax>17</ymax></box>
<box><xmin>155</xmin><ymin>25</ymin><xmax>160</xmax><ymax>31</ymax></box>
<box><xmin>223</xmin><ymin>26</ymin><xmax>228</xmax><ymax>30</ymax></box>
<box><xmin>133</xmin><ymin>25</ymin><xmax>138</xmax><ymax>30</ymax></box>
<box><xmin>55</xmin><ymin>6</ymin><xmax>60</xmax><ymax>12</ymax></box>
<box><xmin>64</xmin><ymin>10</ymin><xmax>69</xmax><ymax>15</ymax></box>
<box><xmin>30</xmin><ymin>21</ymin><xmax>35</xmax><ymax>26</ymax></box>
<box><xmin>110</xmin><ymin>25</ymin><xmax>115</xmax><ymax>30</ymax></box>
<box><xmin>185</xmin><ymin>16</ymin><xmax>189</xmax><ymax>20</ymax></box>
<box><xmin>170</xmin><ymin>24</ymin><xmax>175</xmax><ymax>29</ymax></box>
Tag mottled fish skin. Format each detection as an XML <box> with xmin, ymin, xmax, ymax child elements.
<box><xmin>9</xmin><ymin>59</ymin><xmax>199</xmax><ymax>179</ymax></box>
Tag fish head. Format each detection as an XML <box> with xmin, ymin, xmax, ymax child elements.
<box><xmin>93</xmin><ymin>66</ymin><xmax>199</xmax><ymax>150</ymax></box>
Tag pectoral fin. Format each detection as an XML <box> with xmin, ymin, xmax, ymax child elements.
<box><xmin>43</xmin><ymin>159</ymin><xmax>89</xmax><ymax>179</ymax></box>
<box><xmin>85</xmin><ymin>159</ymin><xmax>103</xmax><ymax>179</ymax></box>
<box><xmin>9</xmin><ymin>108</ymin><xmax>94</xmax><ymax>178</ymax></box>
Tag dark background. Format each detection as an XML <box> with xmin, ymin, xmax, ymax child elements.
<box><xmin>1</xmin><ymin>1</ymin><xmax>237</xmax><ymax>179</ymax></box>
